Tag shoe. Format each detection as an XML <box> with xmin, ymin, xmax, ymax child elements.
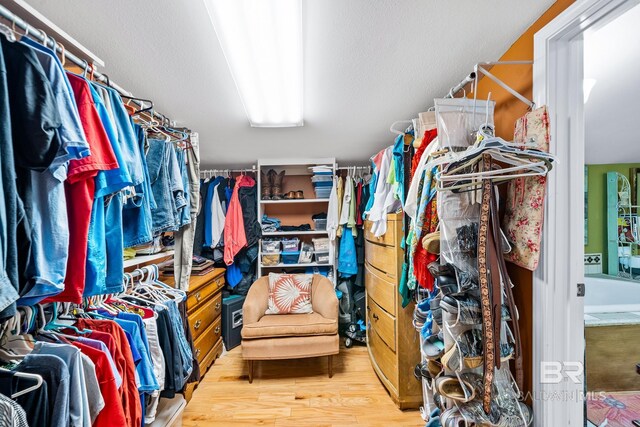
<box><xmin>442</xmin><ymin>329</ymin><xmax>484</xmax><ymax>371</ymax></box>
<box><xmin>422</xmin><ymin>231</ymin><xmax>441</xmax><ymax>255</ymax></box>
<box><xmin>284</xmin><ymin>191</ymin><xmax>297</xmax><ymax>199</ymax></box>
<box><xmin>442</xmin><ymin>328</ymin><xmax>516</xmax><ymax>371</ymax></box>
<box><xmin>414</xmin><ymin>359</ymin><xmax>443</xmax><ymax>381</ymax></box>
<box><xmin>435</xmin><ymin>373</ymin><xmax>482</xmax><ymax>403</ymax></box>
<box><xmin>295</xmin><ymin>190</ymin><xmax>304</xmax><ymax>199</ymax></box>
<box><xmin>422</xmin><ymin>332</ymin><xmax>445</xmax><ymax>359</ymax></box>
<box><xmin>272</xmin><ymin>170</ymin><xmax>285</xmax><ymax>199</ymax></box>
<box><xmin>260</xmin><ymin>171</ymin><xmax>272</xmax><ymax>200</ymax></box>
<box><xmin>440</xmin><ymin>295</ymin><xmax>481</xmax><ymax>326</ymax></box>
<box><xmin>430</xmin><ymin>296</ymin><xmax>443</xmax><ymax>327</ymax></box>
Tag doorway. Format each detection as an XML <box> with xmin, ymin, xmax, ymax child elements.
<box><xmin>533</xmin><ymin>0</ymin><xmax>640</xmax><ymax>426</ymax></box>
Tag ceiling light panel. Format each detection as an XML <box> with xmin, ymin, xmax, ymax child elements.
<box><xmin>204</xmin><ymin>0</ymin><xmax>303</xmax><ymax>127</ymax></box>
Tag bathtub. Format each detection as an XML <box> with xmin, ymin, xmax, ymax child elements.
<box><xmin>584</xmin><ymin>275</ymin><xmax>640</xmax><ymax>314</ymax></box>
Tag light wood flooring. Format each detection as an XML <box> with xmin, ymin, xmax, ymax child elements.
<box><xmin>182</xmin><ymin>345</ymin><xmax>423</xmax><ymax>426</ymax></box>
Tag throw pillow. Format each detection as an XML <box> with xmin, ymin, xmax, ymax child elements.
<box><xmin>265</xmin><ymin>273</ymin><xmax>313</xmax><ymax>315</ymax></box>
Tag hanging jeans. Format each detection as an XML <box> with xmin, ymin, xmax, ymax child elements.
<box><xmin>173</xmin><ymin>135</ymin><xmax>200</xmax><ymax>290</ymax></box>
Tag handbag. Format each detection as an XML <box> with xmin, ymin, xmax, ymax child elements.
<box><xmin>502</xmin><ymin>106</ymin><xmax>550</xmax><ymax>271</ymax></box>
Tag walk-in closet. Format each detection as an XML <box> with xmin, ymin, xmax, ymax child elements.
<box><xmin>0</xmin><ymin>0</ymin><xmax>636</xmax><ymax>426</ymax></box>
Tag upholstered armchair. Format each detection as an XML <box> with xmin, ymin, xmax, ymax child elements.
<box><xmin>241</xmin><ymin>274</ymin><xmax>339</xmax><ymax>383</ymax></box>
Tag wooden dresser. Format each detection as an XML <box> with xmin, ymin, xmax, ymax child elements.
<box><xmin>162</xmin><ymin>267</ymin><xmax>226</xmax><ymax>401</ymax></box>
<box><xmin>364</xmin><ymin>212</ymin><xmax>422</xmax><ymax>409</ymax></box>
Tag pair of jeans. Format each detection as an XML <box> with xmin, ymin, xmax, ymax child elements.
<box><xmin>174</xmin><ymin>135</ymin><xmax>200</xmax><ymax>290</ymax></box>
<box><xmin>123</xmin><ymin>123</ymin><xmax>155</xmax><ymax>247</ymax></box>
<box><xmin>147</xmin><ymin>139</ymin><xmax>186</xmax><ymax>233</ymax></box>
<box><xmin>166</xmin><ymin>300</ymin><xmax>193</xmax><ymax>390</ymax></box>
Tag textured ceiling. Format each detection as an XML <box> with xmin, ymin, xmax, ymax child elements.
<box><xmin>27</xmin><ymin>0</ymin><xmax>554</xmax><ymax>166</ymax></box>
<box><xmin>585</xmin><ymin>3</ymin><xmax>640</xmax><ymax>165</ymax></box>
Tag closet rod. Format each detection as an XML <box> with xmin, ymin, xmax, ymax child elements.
<box><xmin>336</xmin><ymin>166</ymin><xmax>370</xmax><ymax>170</ymax></box>
<box><xmin>445</xmin><ymin>60</ymin><xmax>533</xmax><ymax>100</ymax></box>
<box><xmin>0</xmin><ymin>4</ymin><xmax>174</xmax><ymax>126</ymax></box>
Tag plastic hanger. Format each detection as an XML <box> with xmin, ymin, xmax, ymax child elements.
<box><xmin>389</xmin><ymin>120</ymin><xmax>413</xmax><ymax>136</ymax></box>
<box><xmin>43</xmin><ymin>302</ymin><xmax>91</xmax><ymax>335</ymax></box>
<box><xmin>0</xmin><ymin>22</ymin><xmax>17</xmax><ymax>42</ymax></box>
<box><xmin>0</xmin><ymin>368</ymin><xmax>44</xmax><ymax>399</ymax></box>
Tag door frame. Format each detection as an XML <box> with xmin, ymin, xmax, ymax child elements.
<box><xmin>532</xmin><ymin>0</ymin><xmax>640</xmax><ymax>425</ymax></box>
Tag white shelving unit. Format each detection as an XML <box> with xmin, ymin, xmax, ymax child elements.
<box><xmin>257</xmin><ymin>158</ymin><xmax>337</xmax><ymax>283</ymax></box>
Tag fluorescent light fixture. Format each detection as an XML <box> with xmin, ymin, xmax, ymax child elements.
<box><xmin>583</xmin><ymin>78</ymin><xmax>597</xmax><ymax>104</ymax></box>
<box><xmin>203</xmin><ymin>0</ymin><xmax>303</xmax><ymax>127</ymax></box>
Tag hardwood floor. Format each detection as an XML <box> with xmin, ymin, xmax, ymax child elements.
<box><xmin>182</xmin><ymin>345</ymin><xmax>423</xmax><ymax>426</ymax></box>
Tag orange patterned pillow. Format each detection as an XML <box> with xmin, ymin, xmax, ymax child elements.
<box><xmin>265</xmin><ymin>273</ymin><xmax>313</xmax><ymax>315</ymax></box>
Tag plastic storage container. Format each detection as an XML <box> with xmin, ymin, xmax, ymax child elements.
<box><xmin>311</xmin><ymin>175</ymin><xmax>333</xmax><ymax>182</ymax></box>
<box><xmin>314</xmin><ymin>188</ymin><xmax>332</xmax><ymax>199</ymax></box>
<box><xmin>282</xmin><ymin>251</ymin><xmax>301</xmax><ymax>264</ymax></box>
<box><xmin>314</xmin><ymin>251</ymin><xmax>330</xmax><ymax>264</ymax></box>
<box><xmin>312</xmin><ymin>237</ymin><xmax>330</xmax><ymax>252</ymax></box>
<box><xmin>298</xmin><ymin>242</ymin><xmax>314</xmax><ymax>263</ymax></box>
<box><xmin>261</xmin><ymin>240</ymin><xmax>281</xmax><ymax>253</ymax></box>
<box><xmin>313</xmin><ymin>218</ymin><xmax>327</xmax><ymax>230</ymax></box>
<box><xmin>261</xmin><ymin>252</ymin><xmax>281</xmax><ymax>266</ymax></box>
<box><xmin>281</xmin><ymin>238</ymin><xmax>300</xmax><ymax>252</ymax></box>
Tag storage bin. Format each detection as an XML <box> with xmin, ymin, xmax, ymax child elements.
<box><xmin>314</xmin><ymin>189</ymin><xmax>331</xmax><ymax>199</ymax></box>
<box><xmin>261</xmin><ymin>240</ymin><xmax>281</xmax><ymax>253</ymax></box>
<box><xmin>298</xmin><ymin>242</ymin><xmax>314</xmax><ymax>263</ymax></box>
<box><xmin>312</xmin><ymin>181</ymin><xmax>333</xmax><ymax>187</ymax></box>
<box><xmin>282</xmin><ymin>251</ymin><xmax>301</xmax><ymax>264</ymax></box>
<box><xmin>281</xmin><ymin>238</ymin><xmax>300</xmax><ymax>251</ymax></box>
<box><xmin>311</xmin><ymin>175</ymin><xmax>333</xmax><ymax>182</ymax></box>
<box><xmin>261</xmin><ymin>252</ymin><xmax>281</xmax><ymax>266</ymax></box>
<box><xmin>313</xmin><ymin>218</ymin><xmax>327</xmax><ymax>230</ymax></box>
<box><xmin>312</xmin><ymin>237</ymin><xmax>330</xmax><ymax>252</ymax></box>
<box><xmin>314</xmin><ymin>251</ymin><xmax>330</xmax><ymax>264</ymax></box>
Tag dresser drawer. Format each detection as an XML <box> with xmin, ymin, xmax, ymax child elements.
<box><xmin>365</xmin><ymin>262</ymin><xmax>396</xmax><ymax>316</ymax></box>
<box><xmin>367</xmin><ymin>298</ymin><xmax>396</xmax><ymax>351</ymax></box>
<box><xmin>199</xmin><ymin>337</ymin><xmax>223</xmax><ymax>374</ymax></box>
<box><xmin>365</xmin><ymin>241</ymin><xmax>398</xmax><ymax>280</ymax></box>
<box><xmin>368</xmin><ymin>317</ymin><xmax>398</xmax><ymax>389</ymax></box>
<box><xmin>187</xmin><ymin>275</ymin><xmax>225</xmax><ymax>313</ymax></box>
<box><xmin>364</xmin><ymin>219</ymin><xmax>397</xmax><ymax>247</ymax></box>
<box><xmin>193</xmin><ymin>317</ymin><xmax>222</xmax><ymax>365</ymax></box>
<box><xmin>189</xmin><ymin>291</ymin><xmax>222</xmax><ymax>341</ymax></box>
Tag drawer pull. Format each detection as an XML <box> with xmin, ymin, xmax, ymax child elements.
<box><xmin>215</xmin><ymin>302</ymin><xmax>221</xmax><ymax>311</ymax></box>
<box><xmin>194</xmin><ymin>320</ymin><xmax>202</xmax><ymax>330</ymax></box>
<box><xmin>372</xmin><ymin>313</ymin><xmax>379</xmax><ymax>321</ymax></box>
<box><xmin>195</xmin><ymin>292</ymin><xmax>202</xmax><ymax>302</ymax></box>
<box><xmin>215</xmin><ymin>326</ymin><xmax>220</xmax><ymax>334</ymax></box>
<box><xmin>195</xmin><ymin>348</ymin><xmax>201</xmax><ymax>358</ymax></box>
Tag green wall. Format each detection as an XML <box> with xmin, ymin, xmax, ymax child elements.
<box><xmin>585</xmin><ymin>163</ymin><xmax>640</xmax><ymax>273</ymax></box>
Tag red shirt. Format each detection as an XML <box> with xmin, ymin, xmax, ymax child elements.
<box><xmin>44</xmin><ymin>73</ymin><xmax>118</xmax><ymax>304</ymax></box>
<box><xmin>76</xmin><ymin>319</ymin><xmax>141</xmax><ymax>427</ymax></box>
<box><xmin>73</xmin><ymin>341</ymin><xmax>127</xmax><ymax>427</ymax></box>
<box><xmin>223</xmin><ymin>175</ymin><xmax>255</xmax><ymax>265</ymax></box>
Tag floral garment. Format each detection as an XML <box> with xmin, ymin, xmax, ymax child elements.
<box><xmin>502</xmin><ymin>106</ymin><xmax>550</xmax><ymax>271</ymax></box>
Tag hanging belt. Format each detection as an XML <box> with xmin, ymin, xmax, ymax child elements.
<box><xmin>492</xmin><ymin>187</ymin><xmax>525</xmax><ymax>392</ymax></box>
<box><xmin>478</xmin><ymin>153</ymin><xmax>525</xmax><ymax>414</ymax></box>
<box><xmin>478</xmin><ymin>153</ymin><xmax>499</xmax><ymax>414</ymax></box>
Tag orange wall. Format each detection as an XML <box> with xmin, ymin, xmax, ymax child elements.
<box><xmin>471</xmin><ymin>0</ymin><xmax>575</xmax><ymax>397</ymax></box>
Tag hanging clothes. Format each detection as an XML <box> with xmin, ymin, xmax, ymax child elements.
<box><xmin>223</xmin><ymin>175</ymin><xmax>255</xmax><ymax>265</ymax></box>
<box><xmin>327</xmin><ymin>175</ymin><xmax>339</xmax><ymax>240</ymax></box>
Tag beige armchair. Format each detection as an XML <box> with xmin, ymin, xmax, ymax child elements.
<box><xmin>241</xmin><ymin>274</ymin><xmax>339</xmax><ymax>383</ymax></box>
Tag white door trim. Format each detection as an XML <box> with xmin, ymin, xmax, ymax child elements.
<box><xmin>532</xmin><ymin>1</ymin><xmax>640</xmax><ymax>425</ymax></box>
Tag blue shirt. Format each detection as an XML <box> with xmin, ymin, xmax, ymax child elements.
<box><xmin>88</xmin><ymin>82</ymin><xmax>132</xmax><ymax>198</ymax></box>
<box><xmin>20</xmin><ymin>37</ymin><xmax>90</xmax><ymax>175</ymax></box>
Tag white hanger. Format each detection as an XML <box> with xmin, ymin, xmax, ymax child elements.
<box><xmin>0</xmin><ymin>368</ymin><xmax>44</xmax><ymax>399</ymax></box>
<box><xmin>389</xmin><ymin>120</ymin><xmax>413</xmax><ymax>136</ymax></box>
